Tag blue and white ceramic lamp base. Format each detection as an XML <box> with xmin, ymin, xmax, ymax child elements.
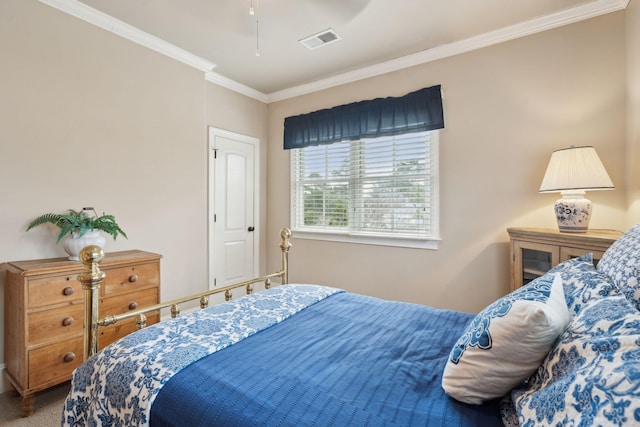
<box><xmin>554</xmin><ymin>193</ymin><xmax>592</xmax><ymax>233</ymax></box>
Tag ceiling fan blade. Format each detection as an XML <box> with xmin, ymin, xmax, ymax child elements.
<box><xmin>302</xmin><ymin>0</ymin><xmax>372</xmax><ymax>20</ymax></box>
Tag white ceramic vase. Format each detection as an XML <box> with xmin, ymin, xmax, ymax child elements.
<box><xmin>62</xmin><ymin>230</ymin><xmax>106</xmax><ymax>261</ymax></box>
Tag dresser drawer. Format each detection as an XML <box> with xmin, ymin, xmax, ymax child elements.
<box><xmin>28</xmin><ymin>275</ymin><xmax>82</xmax><ymax>308</ymax></box>
<box><xmin>98</xmin><ymin>287</ymin><xmax>160</xmax><ymax>348</ymax></box>
<box><xmin>99</xmin><ymin>312</ymin><xmax>160</xmax><ymax>349</ymax></box>
<box><xmin>29</xmin><ymin>337</ymin><xmax>83</xmax><ymax>388</ymax></box>
<box><xmin>103</xmin><ymin>262</ymin><xmax>159</xmax><ymax>296</ymax></box>
<box><xmin>100</xmin><ymin>287</ymin><xmax>159</xmax><ymax>316</ymax></box>
<box><xmin>29</xmin><ymin>302</ymin><xmax>84</xmax><ymax>346</ymax></box>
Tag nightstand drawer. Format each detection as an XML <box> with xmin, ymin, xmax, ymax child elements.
<box><xmin>29</xmin><ymin>337</ymin><xmax>83</xmax><ymax>389</ymax></box>
<box><xmin>29</xmin><ymin>303</ymin><xmax>84</xmax><ymax>345</ymax></box>
<box><xmin>28</xmin><ymin>275</ymin><xmax>82</xmax><ymax>308</ymax></box>
<box><xmin>103</xmin><ymin>262</ymin><xmax>159</xmax><ymax>296</ymax></box>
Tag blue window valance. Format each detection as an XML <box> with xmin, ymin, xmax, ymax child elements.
<box><xmin>283</xmin><ymin>85</ymin><xmax>444</xmax><ymax>150</ymax></box>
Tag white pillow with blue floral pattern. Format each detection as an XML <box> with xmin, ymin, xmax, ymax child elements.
<box><xmin>512</xmin><ymin>289</ymin><xmax>640</xmax><ymax>426</ymax></box>
<box><xmin>442</xmin><ymin>273</ymin><xmax>570</xmax><ymax>405</ymax></box>
<box><xmin>598</xmin><ymin>224</ymin><xmax>640</xmax><ymax>311</ymax></box>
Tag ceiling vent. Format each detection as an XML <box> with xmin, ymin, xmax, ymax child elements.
<box><xmin>299</xmin><ymin>29</ymin><xmax>341</xmax><ymax>50</ymax></box>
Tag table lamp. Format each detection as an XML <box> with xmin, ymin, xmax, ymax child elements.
<box><xmin>539</xmin><ymin>145</ymin><xmax>614</xmax><ymax>233</ymax></box>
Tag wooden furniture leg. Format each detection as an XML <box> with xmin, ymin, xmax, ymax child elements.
<box><xmin>21</xmin><ymin>394</ymin><xmax>35</xmax><ymax>417</ymax></box>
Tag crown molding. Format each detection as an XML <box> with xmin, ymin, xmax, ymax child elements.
<box><xmin>38</xmin><ymin>0</ymin><xmax>216</xmax><ymax>73</ymax></box>
<box><xmin>266</xmin><ymin>0</ymin><xmax>629</xmax><ymax>102</ymax></box>
<box><xmin>205</xmin><ymin>72</ymin><xmax>269</xmax><ymax>103</ymax></box>
<box><xmin>39</xmin><ymin>0</ymin><xmax>628</xmax><ymax>104</ymax></box>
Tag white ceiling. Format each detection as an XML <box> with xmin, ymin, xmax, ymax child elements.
<box><xmin>45</xmin><ymin>0</ymin><xmax>628</xmax><ymax>101</ymax></box>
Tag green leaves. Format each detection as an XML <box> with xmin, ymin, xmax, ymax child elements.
<box><xmin>26</xmin><ymin>209</ymin><xmax>127</xmax><ymax>243</ymax></box>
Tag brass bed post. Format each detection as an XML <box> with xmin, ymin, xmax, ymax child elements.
<box><xmin>78</xmin><ymin>245</ymin><xmax>106</xmax><ymax>360</ymax></box>
<box><xmin>280</xmin><ymin>228</ymin><xmax>292</xmax><ymax>284</ymax></box>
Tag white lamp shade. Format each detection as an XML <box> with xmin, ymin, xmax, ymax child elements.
<box><xmin>539</xmin><ymin>146</ymin><xmax>614</xmax><ymax>193</ymax></box>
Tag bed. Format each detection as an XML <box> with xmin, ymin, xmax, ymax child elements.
<box><xmin>62</xmin><ymin>226</ymin><xmax>640</xmax><ymax>426</ymax></box>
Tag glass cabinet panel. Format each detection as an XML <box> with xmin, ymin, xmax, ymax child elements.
<box><xmin>510</xmin><ymin>239</ymin><xmax>560</xmax><ymax>290</ymax></box>
<box><xmin>521</xmin><ymin>248</ymin><xmax>552</xmax><ymax>286</ymax></box>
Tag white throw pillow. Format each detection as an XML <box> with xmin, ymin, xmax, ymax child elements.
<box><xmin>442</xmin><ymin>273</ymin><xmax>570</xmax><ymax>405</ymax></box>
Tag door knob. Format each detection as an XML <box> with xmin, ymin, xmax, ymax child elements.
<box><xmin>248</xmin><ymin>226</ymin><xmax>255</xmax><ymax>232</ymax></box>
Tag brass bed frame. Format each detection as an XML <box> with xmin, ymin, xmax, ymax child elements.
<box><xmin>77</xmin><ymin>228</ymin><xmax>292</xmax><ymax>359</ymax></box>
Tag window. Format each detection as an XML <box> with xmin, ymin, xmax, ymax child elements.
<box><xmin>291</xmin><ymin>131</ymin><xmax>439</xmax><ymax>249</ymax></box>
<box><xmin>284</xmin><ymin>85</ymin><xmax>444</xmax><ymax>248</ymax></box>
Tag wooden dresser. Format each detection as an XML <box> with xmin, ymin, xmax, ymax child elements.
<box><xmin>2</xmin><ymin>249</ymin><xmax>161</xmax><ymax>417</ymax></box>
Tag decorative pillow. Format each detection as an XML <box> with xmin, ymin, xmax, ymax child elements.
<box><xmin>442</xmin><ymin>273</ymin><xmax>570</xmax><ymax>405</ymax></box>
<box><xmin>548</xmin><ymin>254</ymin><xmax>619</xmax><ymax>316</ymax></box>
<box><xmin>598</xmin><ymin>224</ymin><xmax>640</xmax><ymax>311</ymax></box>
<box><xmin>512</xmin><ymin>289</ymin><xmax>640</xmax><ymax>426</ymax></box>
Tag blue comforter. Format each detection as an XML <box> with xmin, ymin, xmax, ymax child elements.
<box><xmin>150</xmin><ymin>291</ymin><xmax>502</xmax><ymax>426</ymax></box>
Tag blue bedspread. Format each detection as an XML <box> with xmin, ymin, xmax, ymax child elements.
<box><xmin>150</xmin><ymin>292</ymin><xmax>502</xmax><ymax>426</ymax></box>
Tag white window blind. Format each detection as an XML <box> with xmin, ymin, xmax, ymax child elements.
<box><xmin>291</xmin><ymin>131</ymin><xmax>439</xmax><ymax>245</ymax></box>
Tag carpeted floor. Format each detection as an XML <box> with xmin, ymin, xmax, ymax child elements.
<box><xmin>0</xmin><ymin>382</ymin><xmax>69</xmax><ymax>426</ymax></box>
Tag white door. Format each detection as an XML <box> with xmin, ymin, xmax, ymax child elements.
<box><xmin>209</xmin><ymin>128</ymin><xmax>259</xmax><ymax>289</ymax></box>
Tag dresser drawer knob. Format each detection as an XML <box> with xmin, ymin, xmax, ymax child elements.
<box><xmin>128</xmin><ymin>302</ymin><xmax>138</xmax><ymax>310</ymax></box>
<box><xmin>128</xmin><ymin>274</ymin><xmax>138</xmax><ymax>283</ymax></box>
<box><xmin>63</xmin><ymin>352</ymin><xmax>76</xmax><ymax>363</ymax></box>
<box><xmin>62</xmin><ymin>317</ymin><xmax>74</xmax><ymax>327</ymax></box>
<box><xmin>62</xmin><ymin>287</ymin><xmax>74</xmax><ymax>296</ymax></box>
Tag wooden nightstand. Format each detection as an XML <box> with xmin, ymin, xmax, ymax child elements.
<box><xmin>507</xmin><ymin>227</ymin><xmax>622</xmax><ymax>291</ymax></box>
<box><xmin>2</xmin><ymin>250</ymin><xmax>161</xmax><ymax>417</ymax></box>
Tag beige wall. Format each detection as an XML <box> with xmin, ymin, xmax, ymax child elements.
<box><xmin>628</xmin><ymin>0</ymin><xmax>640</xmax><ymax>222</ymax></box>
<box><xmin>267</xmin><ymin>12</ymin><xmax>628</xmax><ymax>313</ymax></box>
<box><xmin>0</xmin><ymin>0</ymin><xmax>268</xmax><ymax>391</ymax></box>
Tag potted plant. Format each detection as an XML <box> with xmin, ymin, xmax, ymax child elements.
<box><xmin>27</xmin><ymin>207</ymin><xmax>127</xmax><ymax>260</ymax></box>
